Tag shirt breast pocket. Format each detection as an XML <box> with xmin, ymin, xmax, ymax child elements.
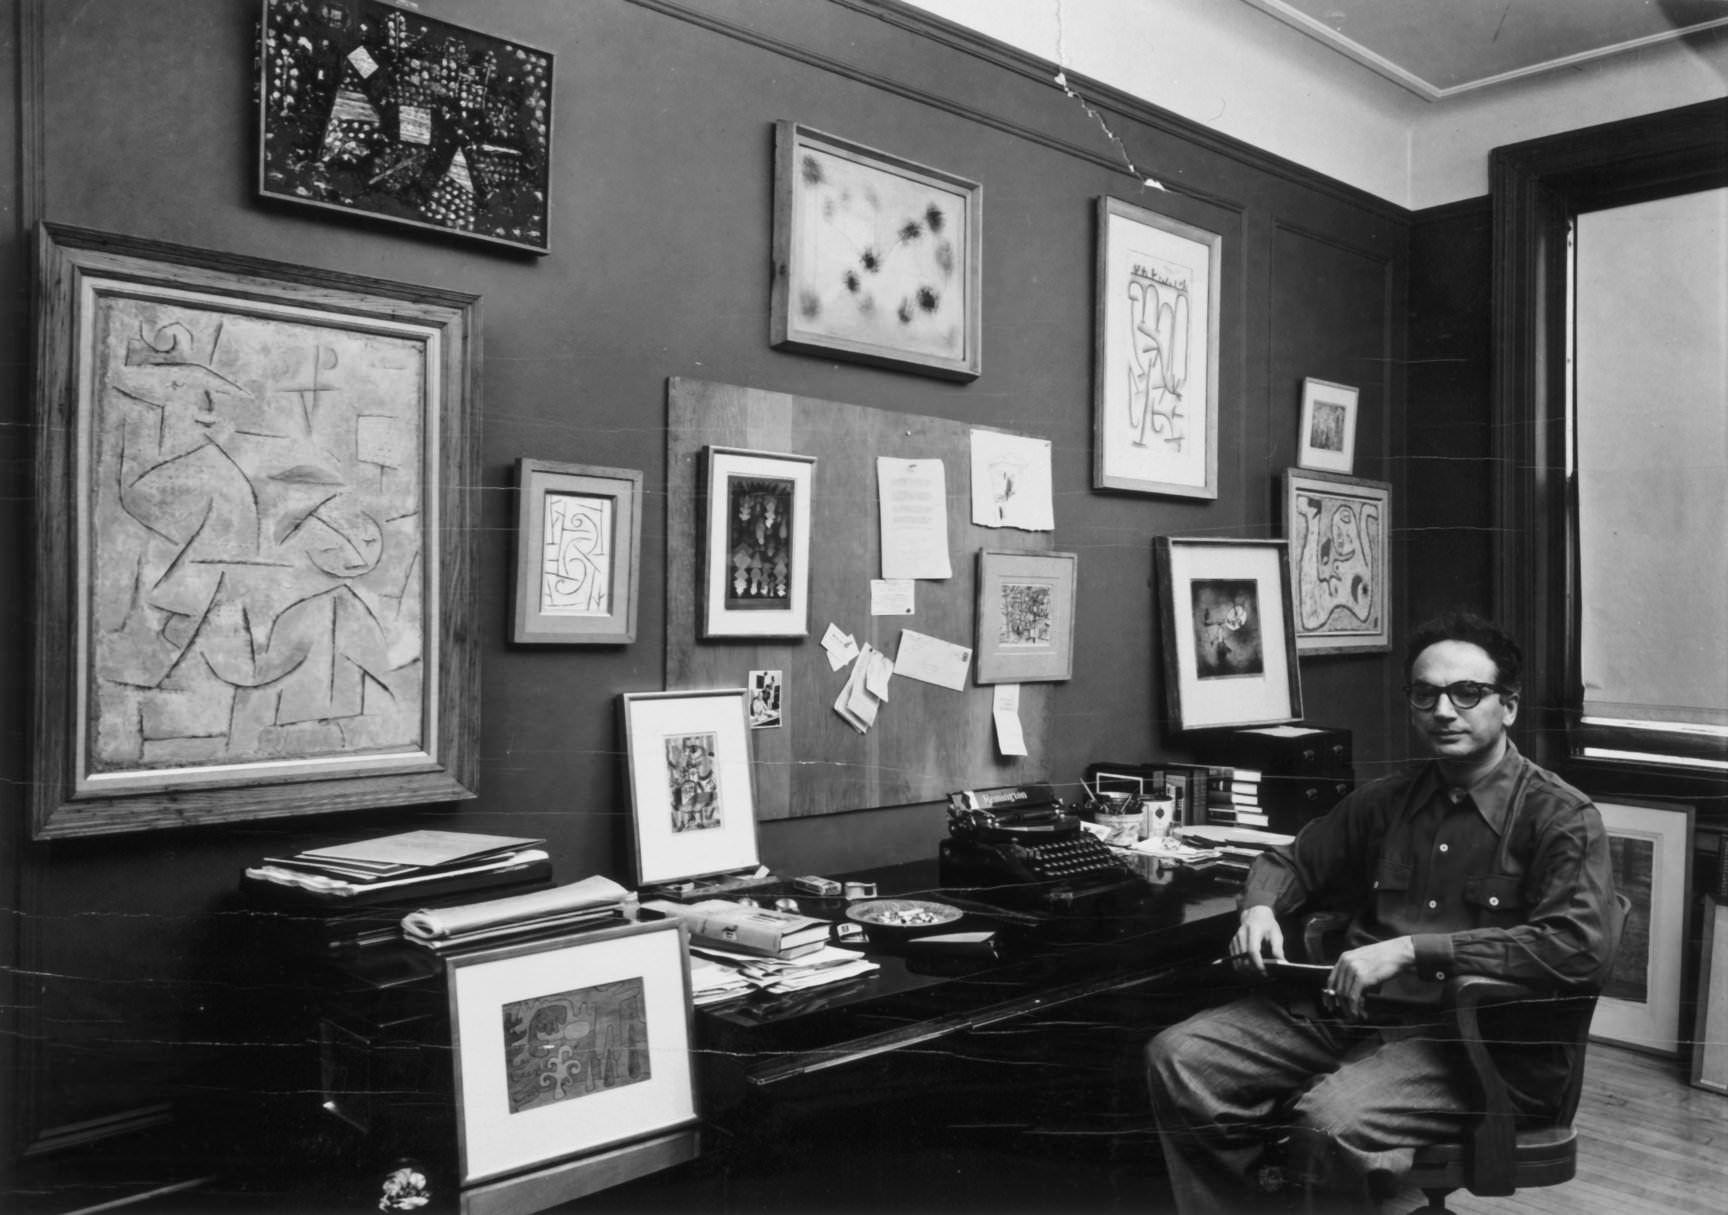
<box><xmin>1464</xmin><ymin>875</ymin><xmax>1525</xmax><ymax>925</ymax></box>
<box><xmin>1371</xmin><ymin>860</ymin><xmax>1412</xmax><ymax>916</ymax></box>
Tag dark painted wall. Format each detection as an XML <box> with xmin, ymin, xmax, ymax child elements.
<box><xmin>0</xmin><ymin>0</ymin><xmax>1416</xmax><ymax>1172</ymax></box>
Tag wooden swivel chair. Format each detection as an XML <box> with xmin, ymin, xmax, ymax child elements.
<box><xmin>1299</xmin><ymin>891</ymin><xmax>1631</xmax><ymax>1213</ymax></box>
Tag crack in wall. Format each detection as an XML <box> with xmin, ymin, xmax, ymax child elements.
<box><xmin>1052</xmin><ymin>0</ymin><xmax>1165</xmax><ymax>191</ymax></box>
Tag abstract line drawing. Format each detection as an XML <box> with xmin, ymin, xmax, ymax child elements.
<box><xmin>1124</xmin><ymin>254</ymin><xmax>1193</xmax><ymax>452</ymax></box>
<box><xmin>501</xmin><ymin>977</ymin><xmax>650</xmax><ymax>1115</ymax></box>
<box><xmin>1292</xmin><ymin>491</ymin><xmax>1382</xmax><ymax>635</ymax></box>
<box><xmin>90</xmin><ymin>297</ymin><xmax>427</xmax><ymax>774</ymax></box>
<box><xmin>539</xmin><ymin>492</ymin><xmax>612</xmax><ymax>616</ymax></box>
<box><xmin>1191</xmin><ymin>579</ymin><xmax>1265</xmax><ymax>679</ymax></box>
<box><xmin>664</xmin><ymin>732</ymin><xmax>722</xmax><ymax>834</ymax></box>
<box><xmin>997</xmin><ymin>582</ymin><xmax>1053</xmax><ymax>648</ymax></box>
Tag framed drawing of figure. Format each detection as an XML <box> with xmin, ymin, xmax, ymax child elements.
<box><xmin>1283</xmin><ymin>468</ymin><xmax>1392</xmax><ymax>655</ymax></box>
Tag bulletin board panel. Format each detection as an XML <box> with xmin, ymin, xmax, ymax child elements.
<box><xmin>667</xmin><ymin>377</ymin><xmax>1051</xmax><ymax>820</ymax></box>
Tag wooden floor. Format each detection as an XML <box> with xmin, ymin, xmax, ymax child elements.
<box><xmin>1438</xmin><ymin>1042</ymin><xmax>1727</xmax><ymax>1215</ymax></box>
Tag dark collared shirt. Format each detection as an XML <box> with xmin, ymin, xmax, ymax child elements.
<box><xmin>1243</xmin><ymin>742</ymin><xmax>1619</xmax><ymax>1109</ymax></box>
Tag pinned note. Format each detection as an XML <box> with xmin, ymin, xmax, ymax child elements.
<box><xmin>893</xmin><ymin>629</ymin><xmax>971</xmax><ymax>691</ymax></box>
<box><xmin>992</xmin><ymin>683</ymin><xmax>1028</xmax><ymax>756</ymax></box>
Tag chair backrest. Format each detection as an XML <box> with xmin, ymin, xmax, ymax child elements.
<box><xmin>1552</xmin><ymin>889</ymin><xmax>1634</xmax><ymax>1125</ymax></box>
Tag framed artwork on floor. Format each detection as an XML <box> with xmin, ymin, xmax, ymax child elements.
<box><xmin>258</xmin><ymin>0</ymin><xmax>554</xmax><ymax>253</ymax></box>
<box><xmin>700</xmin><ymin>446</ymin><xmax>817</xmax><ymax>640</ymax></box>
<box><xmin>445</xmin><ymin>919</ymin><xmax>697</xmax><ymax>1184</ymax></box>
<box><xmin>512</xmin><ymin>459</ymin><xmax>643</xmax><ymax>645</ymax></box>
<box><xmin>1692</xmin><ymin>889</ymin><xmax>1728</xmax><ymax>1094</ymax></box>
<box><xmin>31</xmin><ymin>223</ymin><xmax>479</xmax><ymax>839</ymax></box>
<box><xmin>1591</xmin><ymin>800</ymin><xmax>1694</xmax><ymax>1056</ymax></box>
<box><xmin>771</xmin><ymin>121</ymin><xmax>982</xmax><ymax>381</ymax></box>
<box><xmin>1283</xmin><ymin>468</ymin><xmax>1392</xmax><ymax>655</ymax></box>
<box><xmin>1296</xmin><ymin>378</ymin><xmax>1359</xmax><ymax>473</ymax></box>
<box><xmin>973</xmin><ymin>550</ymin><xmax>1079</xmax><ymax>684</ymax></box>
<box><xmin>1093</xmin><ymin>195</ymin><xmax>1221</xmax><ymax>499</ymax></box>
<box><xmin>1153</xmin><ymin>537</ymin><xmax>1302</xmax><ymax>732</ymax></box>
<box><xmin>619</xmin><ymin>689</ymin><xmax>760</xmax><ymax>887</ymax></box>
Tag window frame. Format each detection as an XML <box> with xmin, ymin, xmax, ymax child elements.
<box><xmin>1490</xmin><ymin>99</ymin><xmax>1728</xmax><ymax>817</ymax></box>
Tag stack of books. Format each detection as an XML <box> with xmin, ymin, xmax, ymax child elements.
<box><xmin>642</xmin><ymin>897</ymin><xmax>877</xmax><ymax>1007</ymax></box>
<box><xmin>241</xmin><ymin>829</ymin><xmax>554</xmax><ymax>951</ymax></box>
<box><xmin>1204</xmin><ymin>766</ymin><xmax>1268</xmax><ymax>828</ymax></box>
<box><xmin>640</xmin><ymin>898</ymin><xmax>831</xmax><ymax>959</ymax></box>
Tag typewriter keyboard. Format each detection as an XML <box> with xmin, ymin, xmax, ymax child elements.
<box><xmin>1026</xmin><ymin>832</ymin><xmax>1127</xmax><ymax>880</ymax></box>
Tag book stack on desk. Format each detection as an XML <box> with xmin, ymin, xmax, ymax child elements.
<box><xmin>640</xmin><ymin>898</ymin><xmax>830</xmax><ymax>959</ymax></box>
<box><xmin>241</xmin><ymin>829</ymin><xmax>555</xmax><ymax>951</ymax></box>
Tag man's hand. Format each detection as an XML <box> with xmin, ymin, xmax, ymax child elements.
<box><xmin>1231</xmin><ymin>904</ymin><xmax>1286</xmax><ymax>977</ymax></box>
<box><xmin>1325</xmin><ymin>937</ymin><xmax>1416</xmax><ymax>1019</ymax></box>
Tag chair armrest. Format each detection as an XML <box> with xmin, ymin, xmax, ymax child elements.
<box><xmin>1441</xmin><ymin>974</ymin><xmax>1548</xmax><ymax>1197</ymax></box>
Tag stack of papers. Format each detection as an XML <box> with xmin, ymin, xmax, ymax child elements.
<box><xmin>401</xmin><ymin>876</ymin><xmax>629</xmax><ymax>952</ymax></box>
<box><xmin>685</xmin><ymin>942</ymin><xmax>878</xmax><ymax>1006</ymax></box>
<box><xmin>266</xmin><ymin>829</ymin><xmax>545</xmax><ymax>882</ymax></box>
<box><xmin>243</xmin><ymin>830</ymin><xmax>552</xmax><ymax>906</ymax></box>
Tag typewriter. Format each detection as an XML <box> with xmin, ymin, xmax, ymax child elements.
<box><xmin>939</xmin><ymin>783</ymin><xmax>1143</xmax><ymax>912</ymax></box>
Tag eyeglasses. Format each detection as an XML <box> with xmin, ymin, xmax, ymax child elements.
<box><xmin>1403</xmin><ymin>680</ymin><xmax>1507</xmax><ymax>711</ymax></box>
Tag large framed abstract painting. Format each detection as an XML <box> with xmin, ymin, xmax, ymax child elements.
<box><xmin>31</xmin><ymin>223</ymin><xmax>479</xmax><ymax>838</ymax></box>
<box><xmin>771</xmin><ymin>121</ymin><xmax>982</xmax><ymax>381</ymax></box>
<box><xmin>619</xmin><ymin>689</ymin><xmax>760</xmax><ymax>887</ymax></box>
<box><xmin>258</xmin><ymin>0</ymin><xmax>553</xmax><ymax>253</ymax></box>
<box><xmin>1283</xmin><ymin>468</ymin><xmax>1392</xmax><ymax>655</ymax></box>
<box><xmin>1093</xmin><ymin>196</ymin><xmax>1221</xmax><ymax>499</ymax></box>
<box><xmin>973</xmin><ymin>550</ymin><xmax>1078</xmax><ymax>685</ymax></box>
<box><xmin>699</xmin><ymin>446</ymin><xmax>816</xmax><ymax>640</ymax></box>
<box><xmin>1592</xmin><ymin>800</ymin><xmax>1694</xmax><ymax>1056</ymax></box>
<box><xmin>445</xmin><ymin>919</ymin><xmax>697</xmax><ymax>1184</ymax></box>
<box><xmin>1153</xmin><ymin>537</ymin><xmax>1302</xmax><ymax>732</ymax></box>
<box><xmin>512</xmin><ymin>459</ymin><xmax>643</xmax><ymax>645</ymax></box>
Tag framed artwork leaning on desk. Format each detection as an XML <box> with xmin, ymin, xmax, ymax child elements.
<box><xmin>445</xmin><ymin>919</ymin><xmax>698</xmax><ymax>1185</ymax></box>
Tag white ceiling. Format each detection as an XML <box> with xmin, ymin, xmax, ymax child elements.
<box><xmin>1241</xmin><ymin>0</ymin><xmax>1728</xmax><ymax>99</ymax></box>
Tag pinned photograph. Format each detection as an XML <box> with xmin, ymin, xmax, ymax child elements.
<box><xmin>748</xmin><ymin>670</ymin><xmax>783</xmax><ymax>729</ymax></box>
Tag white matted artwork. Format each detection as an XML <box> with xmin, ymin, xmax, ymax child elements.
<box><xmin>445</xmin><ymin>920</ymin><xmax>696</xmax><ymax>1185</ymax></box>
<box><xmin>700</xmin><ymin>446</ymin><xmax>817</xmax><ymax>639</ymax></box>
<box><xmin>1591</xmin><ymin>800</ymin><xmax>1694</xmax><ymax>1056</ymax></box>
<box><xmin>620</xmin><ymin>689</ymin><xmax>760</xmax><ymax>886</ymax></box>
<box><xmin>1153</xmin><ymin>537</ymin><xmax>1302</xmax><ymax>732</ymax></box>
<box><xmin>1297</xmin><ymin>378</ymin><xmax>1359</xmax><ymax>474</ymax></box>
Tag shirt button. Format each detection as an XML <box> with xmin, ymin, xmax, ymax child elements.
<box><xmin>1427</xmin><ymin>899</ymin><xmax>1438</xmax><ymax>910</ymax></box>
<box><xmin>1438</xmin><ymin>843</ymin><xmax>1449</xmax><ymax>853</ymax></box>
<box><xmin>1434</xmin><ymin>971</ymin><xmax>1446</xmax><ymax>981</ymax></box>
<box><xmin>1489</xmin><ymin>896</ymin><xmax>1500</xmax><ymax>907</ymax></box>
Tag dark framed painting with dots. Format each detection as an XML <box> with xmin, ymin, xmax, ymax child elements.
<box><xmin>258</xmin><ymin>0</ymin><xmax>553</xmax><ymax>253</ymax></box>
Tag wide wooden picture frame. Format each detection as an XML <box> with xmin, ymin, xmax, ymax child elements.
<box><xmin>1592</xmin><ymin>800</ymin><xmax>1694</xmax><ymax>1056</ymax></box>
<box><xmin>445</xmin><ymin>919</ymin><xmax>698</xmax><ymax>1185</ymax></box>
<box><xmin>700</xmin><ymin>445</ymin><xmax>816</xmax><ymax>640</ymax></box>
<box><xmin>1153</xmin><ymin>537</ymin><xmax>1302</xmax><ymax>732</ymax></box>
<box><xmin>512</xmin><ymin>459</ymin><xmax>643</xmax><ymax>645</ymax></box>
<box><xmin>31</xmin><ymin>223</ymin><xmax>480</xmax><ymax>839</ymax></box>
<box><xmin>1692</xmin><ymin>891</ymin><xmax>1728</xmax><ymax>1094</ymax></box>
<box><xmin>258</xmin><ymin>0</ymin><xmax>554</xmax><ymax>253</ymax></box>
<box><xmin>620</xmin><ymin>689</ymin><xmax>761</xmax><ymax>887</ymax></box>
<box><xmin>1093</xmin><ymin>196</ymin><xmax>1221</xmax><ymax>499</ymax></box>
<box><xmin>771</xmin><ymin>121</ymin><xmax>982</xmax><ymax>381</ymax></box>
<box><xmin>974</xmin><ymin>550</ymin><xmax>1078</xmax><ymax>684</ymax></box>
<box><xmin>1283</xmin><ymin>468</ymin><xmax>1392</xmax><ymax>655</ymax></box>
<box><xmin>1297</xmin><ymin>377</ymin><xmax>1359</xmax><ymax>473</ymax></box>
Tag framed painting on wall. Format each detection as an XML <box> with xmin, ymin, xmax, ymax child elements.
<box><xmin>770</xmin><ymin>121</ymin><xmax>982</xmax><ymax>381</ymax></box>
<box><xmin>619</xmin><ymin>689</ymin><xmax>760</xmax><ymax>887</ymax></box>
<box><xmin>1153</xmin><ymin>537</ymin><xmax>1302</xmax><ymax>732</ymax></box>
<box><xmin>445</xmin><ymin>918</ymin><xmax>698</xmax><ymax>1185</ymax></box>
<box><xmin>1283</xmin><ymin>468</ymin><xmax>1392</xmax><ymax>655</ymax></box>
<box><xmin>1591</xmin><ymin>800</ymin><xmax>1694</xmax><ymax>1056</ymax></box>
<box><xmin>258</xmin><ymin>0</ymin><xmax>554</xmax><ymax>253</ymax></box>
<box><xmin>31</xmin><ymin>223</ymin><xmax>480</xmax><ymax>839</ymax></box>
<box><xmin>700</xmin><ymin>446</ymin><xmax>817</xmax><ymax>640</ymax></box>
<box><xmin>1296</xmin><ymin>378</ymin><xmax>1359</xmax><ymax>473</ymax></box>
<box><xmin>973</xmin><ymin>550</ymin><xmax>1078</xmax><ymax>684</ymax></box>
<box><xmin>512</xmin><ymin>459</ymin><xmax>643</xmax><ymax>645</ymax></box>
<box><xmin>1093</xmin><ymin>196</ymin><xmax>1221</xmax><ymax>499</ymax></box>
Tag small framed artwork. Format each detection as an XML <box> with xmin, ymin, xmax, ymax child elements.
<box><xmin>974</xmin><ymin>550</ymin><xmax>1079</xmax><ymax>684</ymax></box>
<box><xmin>445</xmin><ymin>919</ymin><xmax>697</xmax><ymax>1185</ymax></box>
<box><xmin>747</xmin><ymin>670</ymin><xmax>783</xmax><ymax>729</ymax></box>
<box><xmin>1592</xmin><ymin>800</ymin><xmax>1694</xmax><ymax>1056</ymax></box>
<box><xmin>619</xmin><ymin>689</ymin><xmax>761</xmax><ymax>887</ymax></box>
<box><xmin>1283</xmin><ymin>469</ymin><xmax>1392</xmax><ymax>655</ymax></box>
<box><xmin>700</xmin><ymin>446</ymin><xmax>817</xmax><ymax>640</ymax></box>
<box><xmin>32</xmin><ymin>223</ymin><xmax>479</xmax><ymax>839</ymax></box>
<box><xmin>512</xmin><ymin>460</ymin><xmax>643</xmax><ymax>645</ymax></box>
<box><xmin>258</xmin><ymin>0</ymin><xmax>554</xmax><ymax>253</ymax></box>
<box><xmin>1153</xmin><ymin>538</ymin><xmax>1303</xmax><ymax>732</ymax></box>
<box><xmin>1297</xmin><ymin>378</ymin><xmax>1359</xmax><ymax>473</ymax></box>
<box><xmin>1093</xmin><ymin>196</ymin><xmax>1221</xmax><ymax>499</ymax></box>
<box><xmin>1692</xmin><ymin>891</ymin><xmax>1728</xmax><ymax>1093</ymax></box>
<box><xmin>771</xmin><ymin>121</ymin><xmax>982</xmax><ymax>381</ymax></box>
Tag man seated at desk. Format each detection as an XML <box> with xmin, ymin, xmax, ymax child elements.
<box><xmin>1145</xmin><ymin>611</ymin><xmax>1619</xmax><ymax>1213</ymax></box>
